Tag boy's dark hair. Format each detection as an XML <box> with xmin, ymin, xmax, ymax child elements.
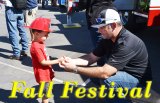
<box><xmin>31</xmin><ymin>29</ymin><xmax>43</xmax><ymax>33</ymax></box>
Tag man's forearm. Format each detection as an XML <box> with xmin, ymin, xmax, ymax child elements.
<box><xmin>79</xmin><ymin>53</ymin><xmax>99</xmax><ymax>65</ymax></box>
<box><xmin>72</xmin><ymin>58</ymin><xmax>89</xmax><ymax>66</ymax></box>
<box><xmin>76</xmin><ymin>66</ymin><xmax>109</xmax><ymax>79</ymax></box>
<box><xmin>73</xmin><ymin>64</ymin><xmax>117</xmax><ymax>79</ymax></box>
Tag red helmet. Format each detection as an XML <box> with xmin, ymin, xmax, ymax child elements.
<box><xmin>26</xmin><ymin>17</ymin><xmax>52</xmax><ymax>32</ymax></box>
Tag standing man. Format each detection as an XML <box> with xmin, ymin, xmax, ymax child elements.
<box><xmin>24</xmin><ymin>0</ymin><xmax>38</xmax><ymax>42</ymax></box>
<box><xmin>0</xmin><ymin>0</ymin><xmax>28</xmax><ymax>60</ymax></box>
<box><xmin>60</xmin><ymin>9</ymin><xmax>152</xmax><ymax>102</ymax></box>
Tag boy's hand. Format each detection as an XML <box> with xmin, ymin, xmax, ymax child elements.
<box><xmin>58</xmin><ymin>57</ymin><xmax>65</xmax><ymax>63</ymax></box>
<box><xmin>64</xmin><ymin>56</ymin><xmax>72</xmax><ymax>63</ymax></box>
<box><xmin>58</xmin><ymin>56</ymin><xmax>72</xmax><ymax>63</ymax></box>
<box><xmin>59</xmin><ymin>56</ymin><xmax>65</xmax><ymax>68</ymax></box>
<box><xmin>59</xmin><ymin>56</ymin><xmax>75</xmax><ymax>68</ymax></box>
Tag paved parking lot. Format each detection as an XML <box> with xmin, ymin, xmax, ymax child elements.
<box><xmin>0</xmin><ymin>4</ymin><xmax>160</xmax><ymax>103</ymax></box>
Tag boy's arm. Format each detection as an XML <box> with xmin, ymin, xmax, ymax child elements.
<box><xmin>40</xmin><ymin>59</ymin><xmax>59</xmax><ymax>66</ymax></box>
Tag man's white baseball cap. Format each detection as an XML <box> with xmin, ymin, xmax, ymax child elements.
<box><xmin>91</xmin><ymin>9</ymin><xmax>121</xmax><ymax>28</ymax></box>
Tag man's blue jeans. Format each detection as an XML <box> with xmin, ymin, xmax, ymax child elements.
<box><xmin>101</xmin><ymin>71</ymin><xmax>141</xmax><ymax>103</ymax></box>
<box><xmin>5</xmin><ymin>6</ymin><xmax>28</xmax><ymax>57</ymax></box>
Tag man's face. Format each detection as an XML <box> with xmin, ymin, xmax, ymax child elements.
<box><xmin>98</xmin><ymin>24</ymin><xmax>113</xmax><ymax>39</ymax></box>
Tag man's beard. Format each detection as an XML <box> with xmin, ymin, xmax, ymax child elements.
<box><xmin>101</xmin><ymin>35</ymin><xmax>111</xmax><ymax>39</ymax></box>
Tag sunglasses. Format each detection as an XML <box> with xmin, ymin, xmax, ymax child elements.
<box><xmin>95</xmin><ymin>18</ymin><xmax>106</xmax><ymax>24</ymax></box>
<box><xmin>96</xmin><ymin>18</ymin><xmax>118</xmax><ymax>24</ymax></box>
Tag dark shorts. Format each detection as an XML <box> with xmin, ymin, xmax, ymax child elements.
<box><xmin>43</xmin><ymin>82</ymin><xmax>49</xmax><ymax>94</ymax></box>
<box><xmin>38</xmin><ymin>82</ymin><xmax>49</xmax><ymax>94</ymax></box>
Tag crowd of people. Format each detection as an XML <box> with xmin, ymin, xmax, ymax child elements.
<box><xmin>0</xmin><ymin>0</ymin><xmax>152</xmax><ymax>103</ymax></box>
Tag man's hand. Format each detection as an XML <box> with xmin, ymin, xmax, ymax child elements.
<box><xmin>59</xmin><ymin>56</ymin><xmax>77</xmax><ymax>72</ymax></box>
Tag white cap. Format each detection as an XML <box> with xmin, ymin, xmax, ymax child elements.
<box><xmin>91</xmin><ymin>9</ymin><xmax>121</xmax><ymax>28</ymax></box>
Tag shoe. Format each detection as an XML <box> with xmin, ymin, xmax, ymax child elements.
<box><xmin>20</xmin><ymin>51</ymin><xmax>28</xmax><ymax>57</ymax></box>
<box><xmin>9</xmin><ymin>55</ymin><xmax>20</xmax><ymax>60</ymax></box>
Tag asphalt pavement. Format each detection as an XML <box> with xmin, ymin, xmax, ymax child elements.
<box><xmin>0</xmin><ymin>4</ymin><xmax>160</xmax><ymax>103</ymax></box>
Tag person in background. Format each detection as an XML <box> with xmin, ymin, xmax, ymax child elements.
<box><xmin>51</xmin><ymin>0</ymin><xmax>57</xmax><ymax>6</ymax></box>
<box><xmin>0</xmin><ymin>0</ymin><xmax>28</xmax><ymax>60</ymax></box>
<box><xmin>42</xmin><ymin>0</ymin><xmax>48</xmax><ymax>8</ymax></box>
<box><xmin>24</xmin><ymin>0</ymin><xmax>38</xmax><ymax>43</ymax></box>
<box><xmin>37</xmin><ymin>0</ymin><xmax>41</xmax><ymax>3</ymax></box>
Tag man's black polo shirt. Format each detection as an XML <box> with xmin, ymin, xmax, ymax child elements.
<box><xmin>93</xmin><ymin>28</ymin><xmax>152</xmax><ymax>84</ymax></box>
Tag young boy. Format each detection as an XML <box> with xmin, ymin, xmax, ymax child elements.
<box><xmin>27</xmin><ymin>17</ymin><xmax>60</xmax><ymax>103</ymax></box>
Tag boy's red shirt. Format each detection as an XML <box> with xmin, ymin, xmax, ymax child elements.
<box><xmin>30</xmin><ymin>42</ymin><xmax>54</xmax><ymax>83</ymax></box>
